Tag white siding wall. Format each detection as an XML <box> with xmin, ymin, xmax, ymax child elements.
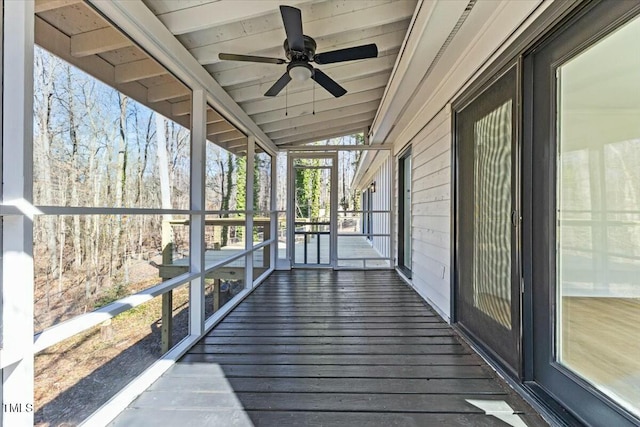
<box><xmin>408</xmin><ymin>108</ymin><xmax>452</xmax><ymax>319</ymax></box>
<box><xmin>364</xmin><ymin>0</ymin><xmax>549</xmax><ymax>320</ymax></box>
<box><xmin>391</xmin><ymin>1</ymin><xmax>547</xmax><ymax>321</ymax></box>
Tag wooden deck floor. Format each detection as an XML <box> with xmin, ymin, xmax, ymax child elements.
<box><xmin>110</xmin><ymin>270</ymin><xmax>547</xmax><ymax>427</ymax></box>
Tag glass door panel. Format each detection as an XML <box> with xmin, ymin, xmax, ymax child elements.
<box><xmin>528</xmin><ymin>2</ymin><xmax>640</xmax><ymax>424</ymax></box>
<box><xmin>403</xmin><ymin>155</ymin><xmax>412</xmax><ymax>271</ymax></box>
<box><xmin>289</xmin><ymin>155</ymin><xmax>335</xmax><ymax>267</ymax></box>
<box><xmin>456</xmin><ymin>67</ymin><xmax>520</xmax><ymax>373</ymax></box>
<box><xmin>556</xmin><ymin>14</ymin><xmax>640</xmax><ymax>417</ymax></box>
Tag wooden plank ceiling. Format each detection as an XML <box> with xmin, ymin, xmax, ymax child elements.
<box><xmin>142</xmin><ymin>0</ymin><xmax>419</xmax><ymax>147</ymax></box>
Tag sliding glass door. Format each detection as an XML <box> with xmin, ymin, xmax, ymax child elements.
<box><xmin>527</xmin><ymin>1</ymin><xmax>640</xmax><ymax>424</ymax></box>
<box><xmin>455</xmin><ymin>67</ymin><xmax>520</xmax><ymax>375</ymax></box>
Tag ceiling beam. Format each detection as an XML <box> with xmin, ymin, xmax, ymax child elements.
<box><xmin>35</xmin><ymin>0</ymin><xmax>82</xmax><ymax>13</ymax></box>
<box><xmin>169</xmin><ymin>104</ymin><xmax>228</xmax><ymax>126</ymax></box>
<box><xmin>207</xmin><ymin>121</ymin><xmax>235</xmax><ymax>136</ymax></box>
<box><xmin>267</xmin><ymin>111</ymin><xmax>376</xmax><ymax>140</ymax></box>
<box><xmin>274</xmin><ymin>120</ymin><xmax>372</xmax><ymax>146</ymax></box>
<box><xmin>226</xmin><ymin>139</ymin><xmax>250</xmax><ymax>149</ymax></box>
<box><xmin>260</xmin><ymin>100</ymin><xmax>380</xmax><ymax>133</ymax></box>
<box><xmin>191</xmin><ymin>1</ymin><xmax>417</xmax><ymax>65</ymax></box>
<box><xmin>171</xmin><ymin>100</ymin><xmax>190</xmax><ymax>116</ymax></box>
<box><xmin>157</xmin><ymin>0</ymin><xmax>310</xmax><ymax>35</ymax></box>
<box><xmin>34</xmin><ymin>15</ymin><xmax>189</xmax><ymax>130</ymax></box>
<box><xmin>70</xmin><ymin>26</ymin><xmax>133</xmax><ymax>57</ymax></box>
<box><xmin>250</xmin><ymin>87</ymin><xmax>385</xmax><ymax>125</ymax></box>
<box><xmin>206</xmin><ymin>109</ymin><xmax>224</xmax><ymax>124</ymax></box>
<box><xmin>211</xmin><ymin>130</ymin><xmax>246</xmax><ymax>144</ymax></box>
<box><xmin>90</xmin><ymin>0</ymin><xmax>278</xmax><ymax>154</ymax></box>
<box><xmin>115</xmin><ymin>58</ymin><xmax>167</xmax><ymax>83</ymax></box>
<box><xmin>147</xmin><ymin>81</ymin><xmax>190</xmax><ymax>103</ymax></box>
<box><xmin>207</xmin><ymin>138</ymin><xmax>247</xmax><ymax>152</ymax></box>
<box><xmin>241</xmin><ymin>72</ymin><xmax>390</xmax><ymax>116</ymax></box>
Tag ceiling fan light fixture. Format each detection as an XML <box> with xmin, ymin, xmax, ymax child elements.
<box><xmin>289</xmin><ymin>63</ymin><xmax>312</xmax><ymax>81</ymax></box>
<box><xmin>221</xmin><ymin>5</ymin><xmax>376</xmax><ymax>98</ymax></box>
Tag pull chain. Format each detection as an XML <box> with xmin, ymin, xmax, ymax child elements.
<box><xmin>312</xmin><ymin>81</ymin><xmax>315</xmax><ymax>115</ymax></box>
<box><xmin>285</xmin><ymin>85</ymin><xmax>288</xmax><ymax>116</ymax></box>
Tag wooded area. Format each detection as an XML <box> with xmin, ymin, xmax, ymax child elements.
<box><xmin>32</xmin><ymin>47</ymin><xmax>253</xmax><ymax>332</ymax></box>
<box><xmin>276</xmin><ymin>137</ymin><xmax>363</xmax><ymax>217</ymax></box>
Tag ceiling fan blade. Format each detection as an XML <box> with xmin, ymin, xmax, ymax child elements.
<box><xmin>312</xmin><ymin>69</ymin><xmax>347</xmax><ymax>98</ymax></box>
<box><xmin>264</xmin><ymin>72</ymin><xmax>292</xmax><ymax>97</ymax></box>
<box><xmin>218</xmin><ymin>53</ymin><xmax>286</xmax><ymax>64</ymax></box>
<box><xmin>280</xmin><ymin>6</ymin><xmax>304</xmax><ymax>52</ymax></box>
<box><xmin>314</xmin><ymin>43</ymin><xmax>378</xmax><ymax>65</ymax></box>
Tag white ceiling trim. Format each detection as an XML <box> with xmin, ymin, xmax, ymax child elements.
<box><xmin>369</xmin><ymin>0</ymin><xmax>470</xmax><ymax>145</ymax></box>
<box><xmin>391</xmin><ymin>0</ymin><xmax>545</xmax><ymax>151</ymax></box>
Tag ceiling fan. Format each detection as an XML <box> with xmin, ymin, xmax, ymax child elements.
<box><xmin>218</xmin><ymin>5</ymin><xmax>378</xmax><ymax>98</ymax></box>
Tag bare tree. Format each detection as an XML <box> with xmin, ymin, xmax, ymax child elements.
<box><xmin>33</xmin><ymin>49</ymin><xmax>60</xmax><ymax>289</ymax></box>
<box><xmin>111</xmin><ymin>93</ymin><xmax>129</xmax><ymax>273</ymax></box>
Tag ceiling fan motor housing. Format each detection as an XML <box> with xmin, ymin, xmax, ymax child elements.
<box><xmin>284</xmin><ymin>35</ymin><xmax>317</xmax><ymax>61</ymax></box>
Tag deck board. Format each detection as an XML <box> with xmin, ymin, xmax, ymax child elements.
<box><xmin>110</xmin><ymin>270</ymin><xmax>547</xmax><ymax>427</ymax></box>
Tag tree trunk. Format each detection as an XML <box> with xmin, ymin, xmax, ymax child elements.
<box><xmin>111</xmin><ymin>94</ymin><xmax>128</xmax><ymax>271</ymax></box>
<box><xmin>156</xmin><ymin>114</ymin><xmax>173</xmax><ymax>263</ymax></box>
<box><xmin>220</xmin><ymin>153</ymin><xmax>234</xmax><ymax>247</ymax></box>
<box><xmin>67</xmin><ymin>68</ymin><xmax>83</xmax><ymax>270</ymax></box>
<box><xmin>58</xmin><ymin>216</ymin><xmax>66</xmax><ymax>294</ymax></box>
<box><xmin>37</xmin><ymin>54</ymin><xmax>59</xmax><ymax>279</ymax></box>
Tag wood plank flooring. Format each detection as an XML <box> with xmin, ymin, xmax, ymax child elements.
<box><xmin>110</xmin><ymin>270</ymin><xmax>547</xmax><ymax>427</ymax></box>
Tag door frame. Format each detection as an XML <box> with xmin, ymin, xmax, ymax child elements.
<box><xmin>452</xmin><ymin>64</ymin><xmax>523</xmax><ymax>378</ymax></box>
<box><xmin>287</xmin><ymin>151</ymin><xmax>338</xmax><ymax>268</ymax></box>
<box><xmin>397</xmin><ymin>147</ymin><xmax>412</xmax><ymax>278</ymax></box>
<box><xmin>524</xmin><ymin>1</ymin><xmax>640</xmax><ymax>424</ymax></box>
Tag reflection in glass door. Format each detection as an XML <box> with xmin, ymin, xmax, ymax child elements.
<box><xmin>455</xmin><ymin>67</ymin><xmax>520</xmax><ymax>374</ymax></box>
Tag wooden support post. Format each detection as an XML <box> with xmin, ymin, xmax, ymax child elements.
<box><xmin>2</xmin><ymin>2</ymin><xmax>35</xmax><ymax>426</ymax></box>
<box><xmin>189</xmin><ymin>89</ymin><xmax>206</xmax><ymax>336</ymax></box>
<box><xmin>159</xmin><ymin>103</ymin><xmax>175</xmax><ymax>351</ymax></box>
<box><xmin>246</xmin><ymin>136</ymin><xmax>255</xmax><ymax>287</ymax></box>
<box><xmin>263</xmin><ymin>221</ymin><xmax>271</xmax><ymax>271</ymax></box>
<box><xmin>213</xmin><ymin>278</ymin><xmax>220</xmax><ymax>312</ymax></box>
<box><xmin>161</xmin><ymin>291</ymin><xmax>173</xmax><ymax>353</ymax></box>
<box><xmin>161</xmin><ymin>220</ymin><xmax>173</xmax><ymax>265</ymax></box>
